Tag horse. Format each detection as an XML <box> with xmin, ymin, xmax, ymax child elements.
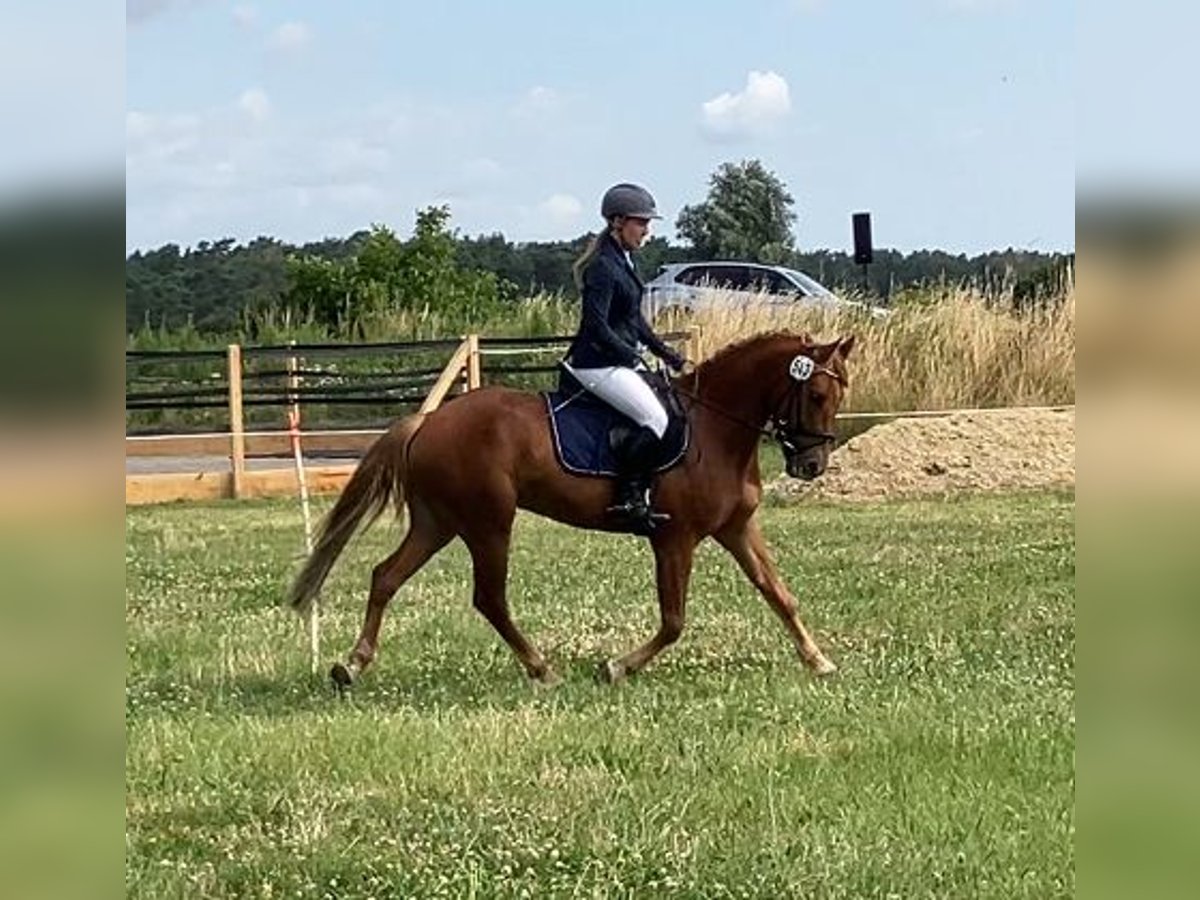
<box><xmin>287</xmin><ymin>331</ymin><xmax>856</xmax><ymax>687</ymax></box>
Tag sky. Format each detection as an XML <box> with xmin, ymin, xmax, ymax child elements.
<box><xmin>122</xmin><ymin>0</ymin><xmax>1078</xmax><ymax>255</ymax></box>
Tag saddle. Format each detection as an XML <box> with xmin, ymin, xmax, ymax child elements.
<box><xmin>542</xmin><ymin>366</ymin><xmax>689</xmax><ymax>477</ymax></box>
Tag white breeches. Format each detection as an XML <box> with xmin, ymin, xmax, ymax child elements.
<box><xmin>565</xmin><ymin>363</ymin><xmax>669</xmax><ymax>438</ymax></box>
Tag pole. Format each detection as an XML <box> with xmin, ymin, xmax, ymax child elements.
<box><xmin>227</xmin><ymin>344</ymin><xmax>246</xmax><ymax>499</ymax></box>
<box><xmin>287</xmin><ymin>342</ymin><xmax>318</xmax><ymax>674</ymax></box>
<box><xmin>466</xmin><ymin>333</ymin><xmax>482</xmax><ymax>391</ymax></box>
<box><xmin>688</xmin><ymin>324</ymin><xmax>703</xmax><ymax>364</ymax></box>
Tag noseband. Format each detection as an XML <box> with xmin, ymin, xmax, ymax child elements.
<box><xmin>768</xmin><ymin>359</ymin><xmax>846</xmax><ymax>454</ymax></box>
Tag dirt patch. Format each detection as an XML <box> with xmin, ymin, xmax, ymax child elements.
<box><xmin>767</xmin><ymin>407</ymin><xmax>1075</xmax><ymax>503</ymax></box>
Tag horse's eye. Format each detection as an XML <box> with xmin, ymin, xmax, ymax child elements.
<box><xmin>811</xmin><ymin>392</ymin><xmax>826</xmax><ymax>406</ymax></box>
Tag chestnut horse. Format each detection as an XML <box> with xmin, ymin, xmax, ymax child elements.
<box><xmin>288</xmin><ymin>331</ymin><xmax>855</xmax><ymax>687</ymax></box>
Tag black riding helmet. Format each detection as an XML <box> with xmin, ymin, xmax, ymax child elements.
<box><xmin>601</xmin><ymin>183</ymin><xmax>662</xmax><ymax>221</ymax></box>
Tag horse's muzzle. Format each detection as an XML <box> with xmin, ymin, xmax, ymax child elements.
<box><xmin>786</xmin><ymin>454</ymin><xmax>824</xmax><ymax>480</ymax></box>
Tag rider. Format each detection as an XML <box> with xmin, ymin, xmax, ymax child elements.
<box><xmin>564</xmin><ymin>182</ymin><xmax>686</xmax><ymax>535</ymax></box>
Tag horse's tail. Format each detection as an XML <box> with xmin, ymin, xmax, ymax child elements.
<box><xmin>287</xmin><ymin>414</ymin><xmax>426</xmax><ymax>615</ymax></box>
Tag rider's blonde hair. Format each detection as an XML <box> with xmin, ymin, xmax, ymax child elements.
<box><xmin>571</xmin><ymin>219</ymin><xmax>619</xmax><ymax>290</ymax></box>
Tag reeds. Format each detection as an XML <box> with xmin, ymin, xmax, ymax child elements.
<box><xmin>662</xmin><ymin>286</ymin><xmax>1074</xmax><ymax>412</ymax></box>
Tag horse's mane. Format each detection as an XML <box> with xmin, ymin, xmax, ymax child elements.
<box><xmin>680</xmin><ymin>330</ymin><xmax>812</xmax><ymax>389</ymax></box>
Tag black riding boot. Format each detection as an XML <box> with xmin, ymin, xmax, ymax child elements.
<box><xmin>607</xmin><ymin>426</ymin><xmax>668</xmax><ymax>536</ymax></box>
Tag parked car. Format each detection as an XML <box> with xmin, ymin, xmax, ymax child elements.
<box><xmin>643</xmin><ymin>261</ymin><xmax>886</xmax><ymax>318</ymax></box>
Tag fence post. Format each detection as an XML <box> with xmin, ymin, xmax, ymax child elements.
<box><xmin>419</xmin><ymin>338</ymin><xmax>472</xmax><ymax>414</ymax></box>
<box><xmin>466</xmin><ymin>333</ymin><xmax>482</xmax><ymax>391</ymax></box>
<box><xmin>227</xmin><ymin>343</ymin><xmax>246</xmax><ymax>499</ymax></box>
<box><xmin>688</xmin><ymin>324</ymin><xmax>703</xmax><ymax>364</ymax></box>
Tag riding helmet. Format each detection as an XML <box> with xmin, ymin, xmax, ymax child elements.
<box><xmin>600</xmin><ymin>183</ymin><xmax>662</xmax><ymax>221</ymax></box>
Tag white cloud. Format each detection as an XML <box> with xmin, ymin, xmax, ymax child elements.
<box><xmin>268</xmin><ymin>21</ymin><xmax>312</xmax><ymax>51</ymax></box>
<box><xmin>126</xmin><ymin>0</ymin><xmax>173</xmax><ymax>25</ymax></box>
<box><xmin>126</xmin><ymin>111</ymin><xmax>154</xmax><ymax>141</ymax></box>
<box><xmin>512</xmin><ymin>86</ymin><xmax>562</xmax><ymax>119</ymax></box>
<box><xmin>126</xmin><ymin>95</ymin><xmax>420</xmax><ymax>249</ymax></box>
<box><xmin>461</xmin><ymin>157</ymin><xmax>503</xmax><ymax>182</ymax></box>
<box><xmin>125</xmin><ymin>110</ymin><xmax>201</xmax><ymax>162</ymax></box>
<box><xmin>536</xmin><ymin>193</ymin><xmax>582</xmax><ymax>227</ymax></box>
<box><xmin>232</xmin><ymin>5</ymin><xmax>258</xmax><ymax>29</ymax></box>
<box><xmin>237</xmin><ymin>88</ymin><xmax>270</xmax><ymax>121</ymax></box>
<box><xmin>433</xmin><ymin>158</ymin><xmax>505</xmax><ymax>204</ymax></box>
<box><xmin>956</xmin><ymin>126</ymin><xmax>986</xmax><ymax>144</ymax></box>
<box><xmin>700</xmin><ymin>70</ymin><xmax>791</xmax><ymax>141</ymax></box>
<box><xmin>325</xmin><ymin>138</ymin><xmax>390</xmax><ymax>177</ymax></box>
<box><xmin>127</xmin><ymin>0</ymin><xmax>232</xmax><ymax>26</ymax></box>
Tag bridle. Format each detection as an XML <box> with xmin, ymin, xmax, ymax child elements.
<box><xmin>672</xmin><ymin>355</ymin><xmax>847</xmax><ymax>456</ymax></box>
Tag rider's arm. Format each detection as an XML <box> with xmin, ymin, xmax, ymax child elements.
<box><xmin>636</xmin><ymin>315</ymin><xmax>685</xmax><ymax>370</ymax></box>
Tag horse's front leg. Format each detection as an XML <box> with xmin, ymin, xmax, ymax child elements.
<box><xmin>602</xmin><ymin>534</ymin><xmax>696</xmax><ymax>683</ymax></box>
<box><xmin>716</xmin><ymin>516</ymin><xmax>837</xmax><ymax>676</ymax></box>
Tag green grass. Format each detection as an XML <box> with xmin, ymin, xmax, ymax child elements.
<box><xmin>126</xmin><ymin>490</ymin><xmax>1074</xmax><ymax>898</ymax></box>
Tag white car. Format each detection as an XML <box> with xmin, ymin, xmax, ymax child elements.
<box><xmin>643</xmin><ymin>261</ymin><xmax>885</xmax><ymax>318</ymax></box>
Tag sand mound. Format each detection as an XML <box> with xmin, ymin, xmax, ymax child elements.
<box><xmin>767</xmin><ymin>407</ymin><xmax>1075</xmax><ymax>503</ymax></box>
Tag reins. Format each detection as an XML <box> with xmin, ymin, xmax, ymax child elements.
<box><xmin>672</xmin><ymin>357</ymin><xmax>846</xmax><ymax>451</ymax></box>
<box><xmin>671</xmin><ymin>381</ymin><xmax>776</xmax><ymax>441</ymax></box>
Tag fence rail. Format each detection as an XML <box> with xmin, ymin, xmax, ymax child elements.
<box><xmin>125</xmin><ymin>331</ymin><xmax>697</xmax><ymax>503</ymax></box>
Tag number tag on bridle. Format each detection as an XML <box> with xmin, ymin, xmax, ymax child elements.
<box><xmin>789</xmin><ymin>355</ymin><xmax>816</xmax><ymax>382</ymax></box>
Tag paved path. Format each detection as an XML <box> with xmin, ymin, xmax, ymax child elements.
<box><xmin>126</xmin><ymin>455</ymin><xmax>359</xmax><ymax>474</ymax></box>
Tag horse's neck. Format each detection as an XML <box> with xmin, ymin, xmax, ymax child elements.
<box><xmin>689</xmin><ymin>339</ymin><xmax>793</xmax><ymax>466</ymax></box>
<box><xmin>695</xmin><ymin>340</ymin><xmax>791</xmax><ymax>427</ymax></box>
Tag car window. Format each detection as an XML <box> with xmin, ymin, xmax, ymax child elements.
<box><xmin>770</xmin><ymin>271</ymin><xmax>798</xmax><ymax>294</ymax></box>
<box><xmin>678</xmin><ymin>265</ymin><xmax>737</xmax><ymax>289</ymax></box>
<box><xmin>678</xmin><ymin>264</ymin><xmax>810</xmax><ymax>295</ymax></box>
<box><xmin>750</xmin><ymin>270</ymin><xmax>793</xmax><ymax>294</ymax></box>
<box><xmin>742</xmin><ymin>268</ymin><xmax>769</xmax><ymax>293</ymax></box>
<box><xmin>780</xmin><ymin>267</ymin><xmax>834</xmax><ymax>298</ymax></box>
<box><xmin>708</xmin><ymin>266</ymin><xmax>752</xmax><ymax>290</ymax></box>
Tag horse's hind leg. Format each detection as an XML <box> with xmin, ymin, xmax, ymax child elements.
<box><xmin>465</xmin><ymin>530</ymin><xmax>557</xmax><ymax>685</ymax></box>
<box><xmin>332</xmin><ymin>512</ymin><xmax>452</xmax><ymax>689</ymax></box>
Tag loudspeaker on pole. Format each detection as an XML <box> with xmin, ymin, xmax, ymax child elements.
<box><xmin>852</xmin><ymin>212</ymin><xmax>873</xmax><ymax>265</ymax></box>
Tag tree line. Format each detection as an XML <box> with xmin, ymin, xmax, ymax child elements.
<box><xmin>126</xmin><ymin>159</ymin><xmax>1073</xmax><ymax>336</ymax></box>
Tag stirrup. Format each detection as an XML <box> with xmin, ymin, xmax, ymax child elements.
<box><xmin>605</xmin><ymin>499</ymin><xmax>670</xmax><ymax>535</ymax></box>
<box><xmin>615</xmin><ymin>512</ymin><xmax>667</xmax><ymax>536</ymax></box>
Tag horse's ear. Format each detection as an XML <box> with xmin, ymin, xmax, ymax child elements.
<box><xmin>838</xmin><ymin>335</ymin><xmax>856</xmax><ymax>359</ymax></box>
<box><xmin>811</xmin><ymin>341</ymin><xmax>838</xmax><ymax>363</ymax></box>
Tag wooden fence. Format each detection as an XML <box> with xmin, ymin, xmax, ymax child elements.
<box><xmin>126</xmin><ymin>331</ymin><xmax>700</xmax><ymax>505</ymax></box>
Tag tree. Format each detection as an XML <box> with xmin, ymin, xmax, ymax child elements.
<box><xmin>281</xmin><ymin>207</ymin><xmax>517</xmax><ymax>337</ymax></box>
<box><xmin>675</xmin><ymin>160</ymin><xmax>797</xmax><ymax>263</ymax></box>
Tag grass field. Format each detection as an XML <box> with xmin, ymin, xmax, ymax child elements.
<box><xmin>126</xmin><ymin>487</ymin><xmax>1074</xmax><ymax>898</ymax></box>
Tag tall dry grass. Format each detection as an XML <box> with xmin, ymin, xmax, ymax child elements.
<box><xmin>661</xmin><ymin>287</ymin><xmax>1075</xmax><ymax>412</ymax></box>
<box><xmin>128</xmin><ymin>286</ymin><xmax>1074</xmax><ymax>415</ymax></box>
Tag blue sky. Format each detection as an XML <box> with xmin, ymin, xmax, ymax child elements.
<box><xmin>125</xmin><ymin>0</ymin><xmax>1075</xmax><ymax>255</ymax></box>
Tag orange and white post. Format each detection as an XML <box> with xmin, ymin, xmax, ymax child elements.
<box><xmin>287</xmin><ymin>346</ymin><xmax>318</xmax><ymax>673</ymax></box>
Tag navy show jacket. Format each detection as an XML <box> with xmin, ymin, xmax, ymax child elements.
<box><xmin>565</xmin><ymin>233</ymin><xmax>676</xmax><ymax>370</ymax></box>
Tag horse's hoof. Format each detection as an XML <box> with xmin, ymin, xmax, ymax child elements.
<box><xmin>598</xmin><ymin>659</ymin><xmax>625</xmax><ymax>684</ymax></box>
<box><xmin>811</xmin><ymin>657</ymin><xmax>838</xmax><ymax>678</ymax></box>
<box><xmin>532</xmin><ymin>669</ymin><xmax>562</xmax><ymax>689</ymax></box>
<box><xmin>330</xmin><ymin>662</ymin><xmax>355</xmax><ymax>693</ymax></box>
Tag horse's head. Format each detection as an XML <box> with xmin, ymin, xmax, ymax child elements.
<box><xmin>772</xmin><ymin>335</ymin><xmax>856</xmax><ymax>480</ymax></box>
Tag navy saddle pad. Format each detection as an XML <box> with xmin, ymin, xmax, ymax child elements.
<box><xmin>542</xmin><ymin>371</ymin><xmax>689</xmax><ymax>478</ymax></box>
